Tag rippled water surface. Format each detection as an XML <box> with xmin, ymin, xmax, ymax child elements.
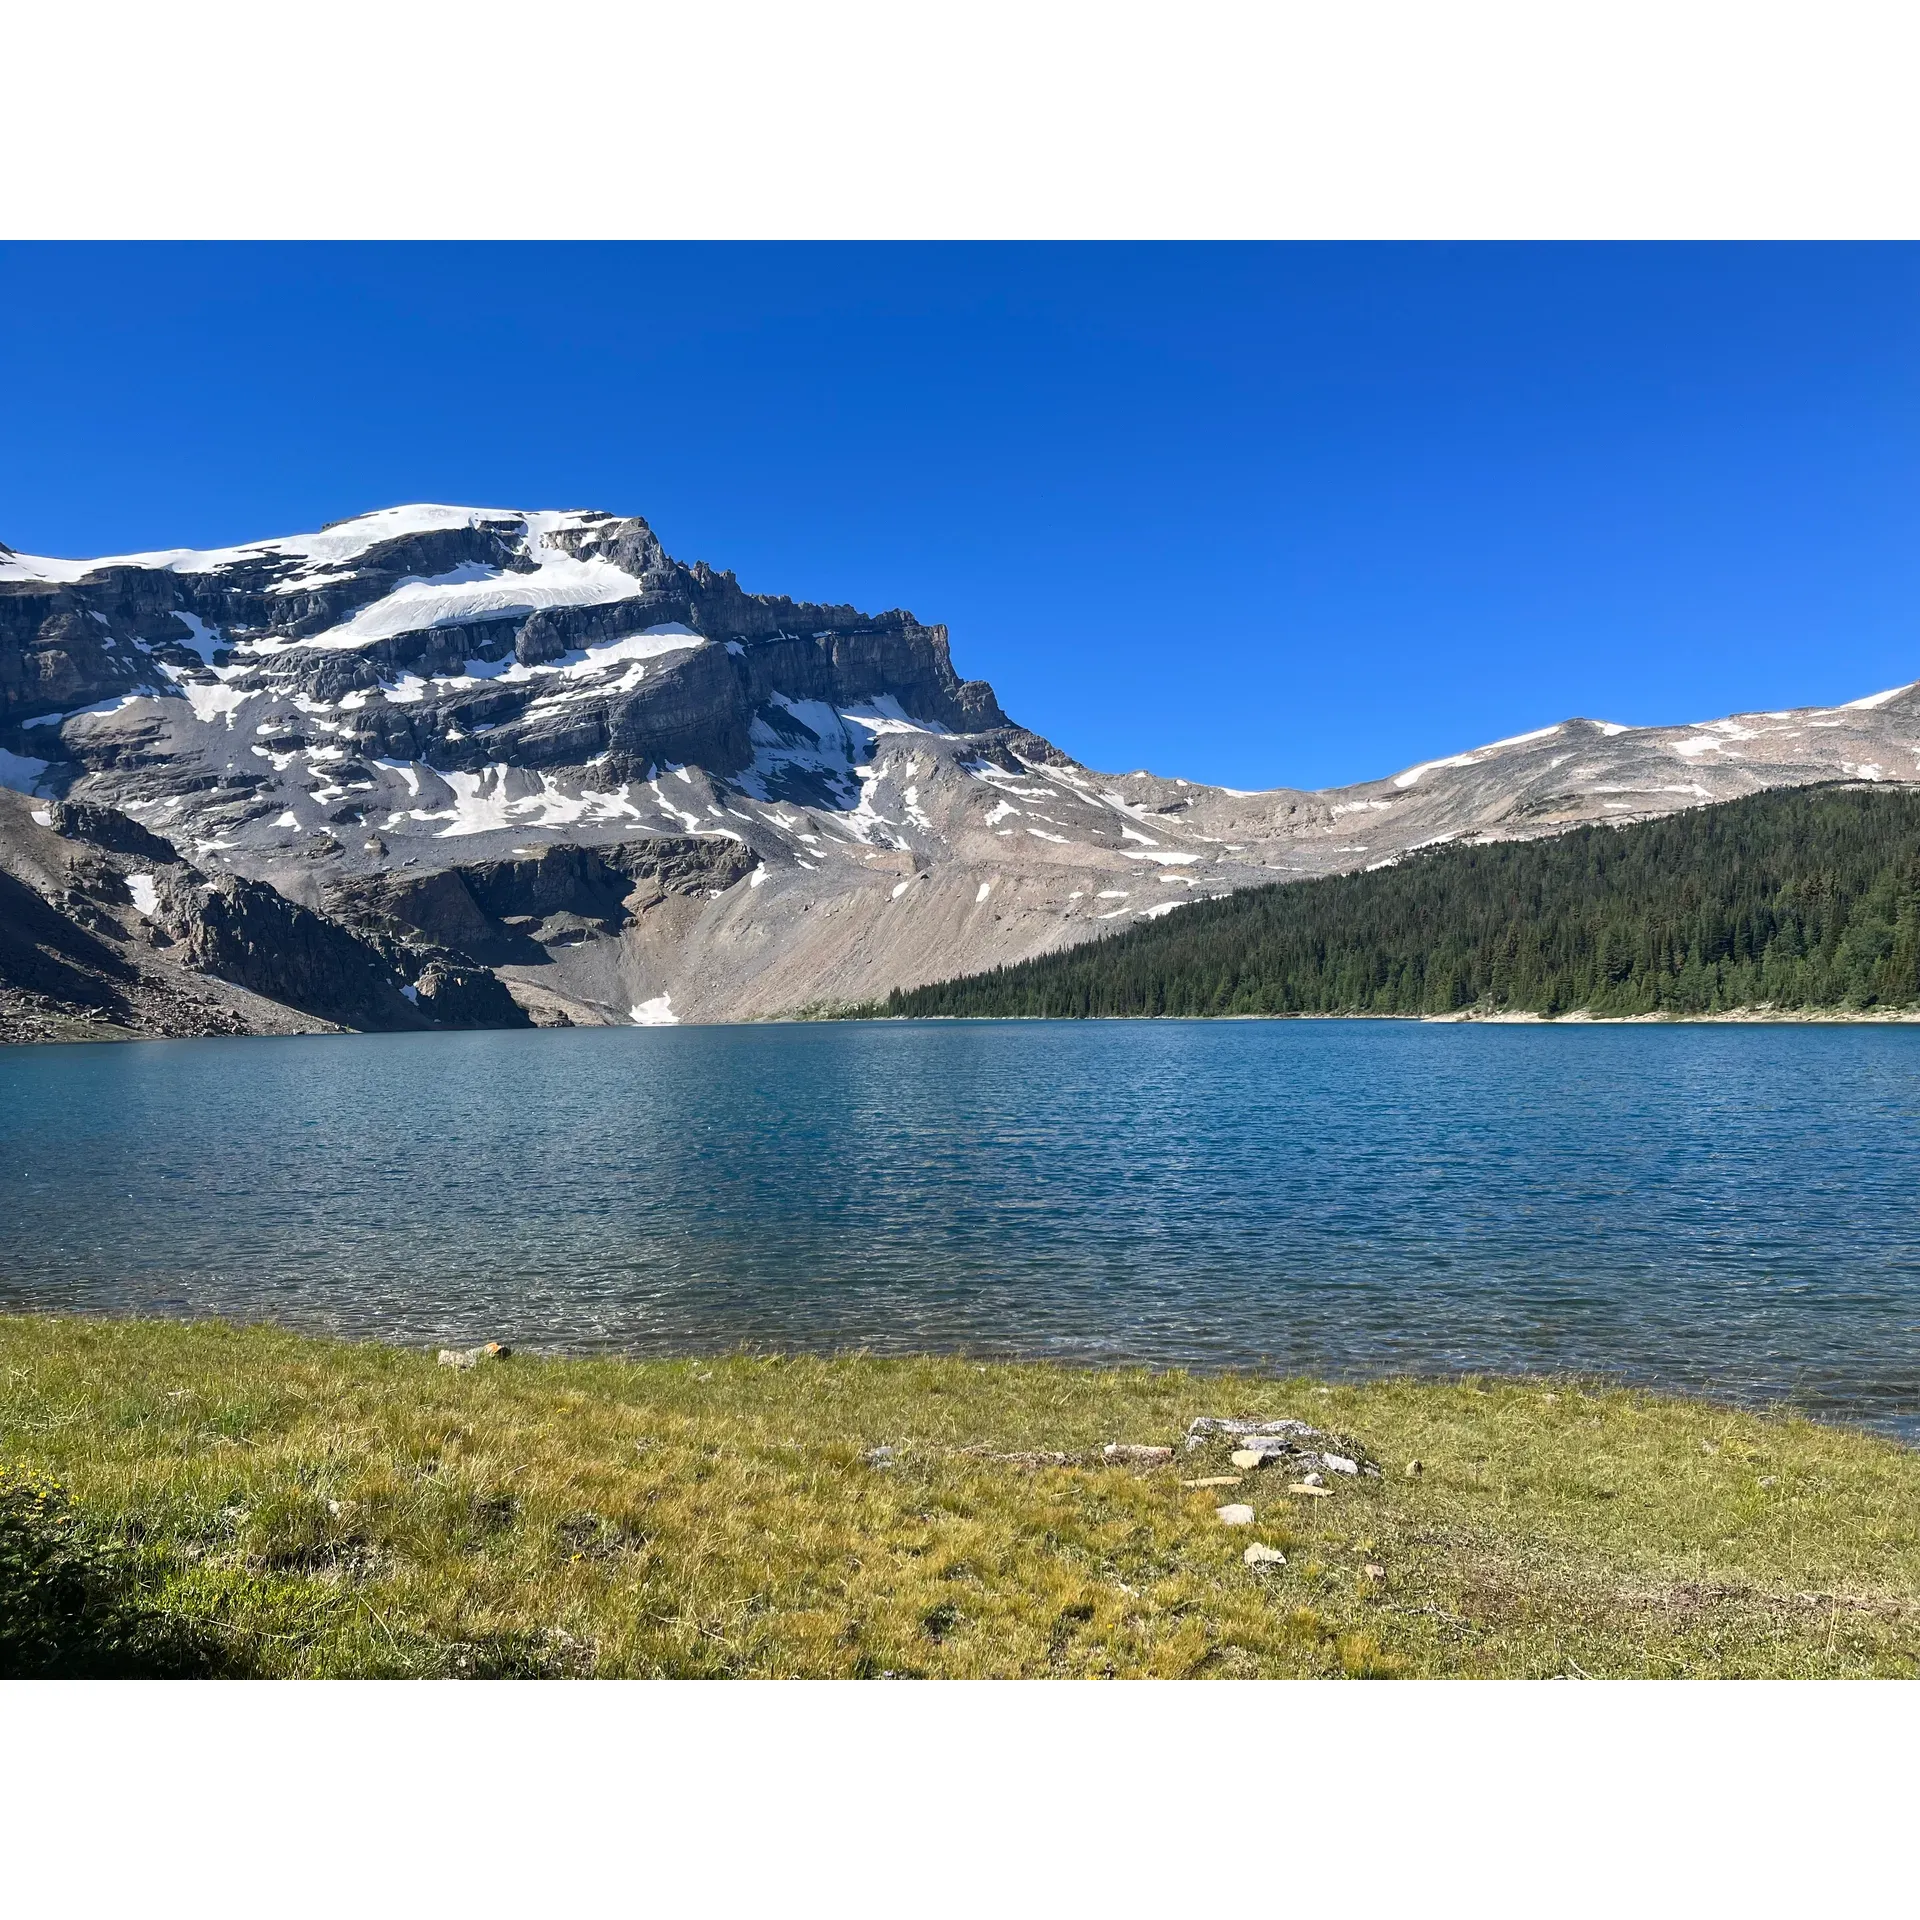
<box><xmin>4</xmin><ymin>1021</ymin><xmax>1919</xmax><ymax>1433</ymax></box>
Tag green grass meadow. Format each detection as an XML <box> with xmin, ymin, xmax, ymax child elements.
<box><xmin>3</xmin><ymin>1314</ymin><xmax>1916</xmax><ymax>1678</ymax></box>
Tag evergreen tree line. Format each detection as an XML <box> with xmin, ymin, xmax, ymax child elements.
<box><xmin>883</xmin><ymin>785</ymin><xmax>1920</xmax><ymax>1020</ymax></box>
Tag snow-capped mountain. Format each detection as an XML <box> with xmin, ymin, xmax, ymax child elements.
<box><xmin>4</xmin><ymin>502</ymin><xmax>1918</xmax><ymax>1031</ymax></box>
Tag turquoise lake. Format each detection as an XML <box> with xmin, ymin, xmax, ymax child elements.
<box><xmin>3</xmin><ymin>1021</ymin><xmax>1917</xmax><ymax>1435</ymax></box>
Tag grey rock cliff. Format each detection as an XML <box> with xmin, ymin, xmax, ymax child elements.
<box><xmin>0</xmin><ymin>789</ymin><xmax>529</xmax><ymax>1042</ymax></box>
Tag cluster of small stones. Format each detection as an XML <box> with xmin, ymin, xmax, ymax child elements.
<box><xmin>1174</xmin><ymin>1416</ymin><xmax>1382</xmax><ymax>1557</ymax></box>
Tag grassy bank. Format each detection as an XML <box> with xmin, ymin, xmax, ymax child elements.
<box><xmin>3</xmin><ymin>1315</ymin><xmax>1916</xmax><ymax>1678</ymax></box>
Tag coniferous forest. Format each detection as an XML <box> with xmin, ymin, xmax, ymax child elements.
<box><xmin>883</xmin><ymin>785</ymin><xmax>1920</xmax><ymax>1020</ymax></box>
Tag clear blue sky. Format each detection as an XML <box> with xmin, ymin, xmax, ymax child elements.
<box><xmin>2</xmin><ymin>243</ymin><xmax>1914</xmax><ymax>791</ymax></box>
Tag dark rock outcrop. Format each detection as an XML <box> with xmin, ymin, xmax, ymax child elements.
<box><xmin>44</xmin><ymin>800</ymin><xmax>182</xmax><ymax>864</ymax></box>
<box><xmin>324</xmin><ymin>837</ymin><xmax>757</xmax><ymax>971</ymax></box>
<box><xmin>0</xmin><ymin>865</ymin><xmax>138</xmax><ymax>1017</ymax></box>
<box><xmin>604</xmin><ymin>835</ymin><xmax>759</xmax><ymax>895</ymax></box>
<box><xmin>409</xmin><ymin>960</ymin><xmax>529</xmax><ymax>1028</ymax></box>
<box><xmin>150</xmin><ymin>871</ymin><xmax>431</xmax><ymax>1032</ymax></box>
<box><xmin>0</xmin><ymin>584</ymin><xmax>152</xmax><ymax>727</ymax></box>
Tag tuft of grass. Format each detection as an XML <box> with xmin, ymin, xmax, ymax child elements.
<box><xmin>0</xmin><ymin>1459</ymin><xmax>229</xmax><ymax>1676</ymax></box>
<box><xmin>1</xmin><ymin>1315</ymin><xmax>1916</xmax><ymax>1678</ymax></box>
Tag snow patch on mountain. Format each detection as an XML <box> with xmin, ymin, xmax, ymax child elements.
<box><xmin>0</xmin><ymin>748</ymin><xmax>50</xmax><ymax>795</ymax></box>
<box><xmin>265</xmin><ymin>518</ymin><xmax>650</xmax><ymax>652</ymax></box>
<box><xmin>0</xmin><ymin>504</ymin><xmax>551</xmax><ymax>589</ymax></box>
<box><xmin>425</xmin><ymin>765</ymin><xmax>652</xmax><ymax>838</ymax></box>
<box><xmin>1844</xmin><ymin>682</ymin><xmax>1916</xmax><ymax>712</ymax></box>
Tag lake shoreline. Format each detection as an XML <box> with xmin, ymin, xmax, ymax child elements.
<box><xmin>12</xmin><ymin>1002</ymin><xmax>1920</xmax><ymax>1047</ymax></box>
<box><xmin>820</xmin><ymin>1005</ymin><xmax>1920</xmax><ymax>1026</ymax></box>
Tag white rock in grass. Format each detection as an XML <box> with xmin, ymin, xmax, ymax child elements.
<box><xmin>1322</xmin><ymin>1453</ymin><xmax>1360</xmax><ymax>1476</ymax></box>
<box><xmin>438</xmin><ymin>1341</ymin><xmax>511</xmax><ymax>1369</ymax></box>
<box><xmin>1243</xmin><ymin>1543</ymin><xmax>1287</xmax><ymax>1567</ymax></box>
<box><xmin>1215</xmin><ymin>1503</ymin><xmax>1255</xmax><ymax>1526</ymax></box>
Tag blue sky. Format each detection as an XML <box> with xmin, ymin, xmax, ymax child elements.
<box><xmin>2</xmin><ymin>243</ymin><xmax>1914</xmax><ymax>791</ymax></box>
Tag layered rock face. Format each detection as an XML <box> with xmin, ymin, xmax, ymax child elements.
<box><xmin>4</xmin><ymin>503</ymin><xmax>1918</xmax><ymax>1033</ymax></box>
<box><xmin>0</xmin><ymin>787</ymin><xmax>527</xmax><ymax>1043</ymax></box>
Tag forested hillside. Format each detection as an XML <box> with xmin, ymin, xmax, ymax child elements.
<box><xmin>883</xmin><ymin>785</ymin><xmax>1920</xmax><ymax>1020</ymax></box>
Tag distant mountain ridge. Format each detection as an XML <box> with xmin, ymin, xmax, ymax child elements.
<box><xmin>883</xmin><ymin>784</ymin><xmax>1920</xmax><ymax>1022</ymax></box>
<box><xmin>3</xmin><ymin>502</ymin><xmax>1917</xmax><ymax>1034</ymax></box>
